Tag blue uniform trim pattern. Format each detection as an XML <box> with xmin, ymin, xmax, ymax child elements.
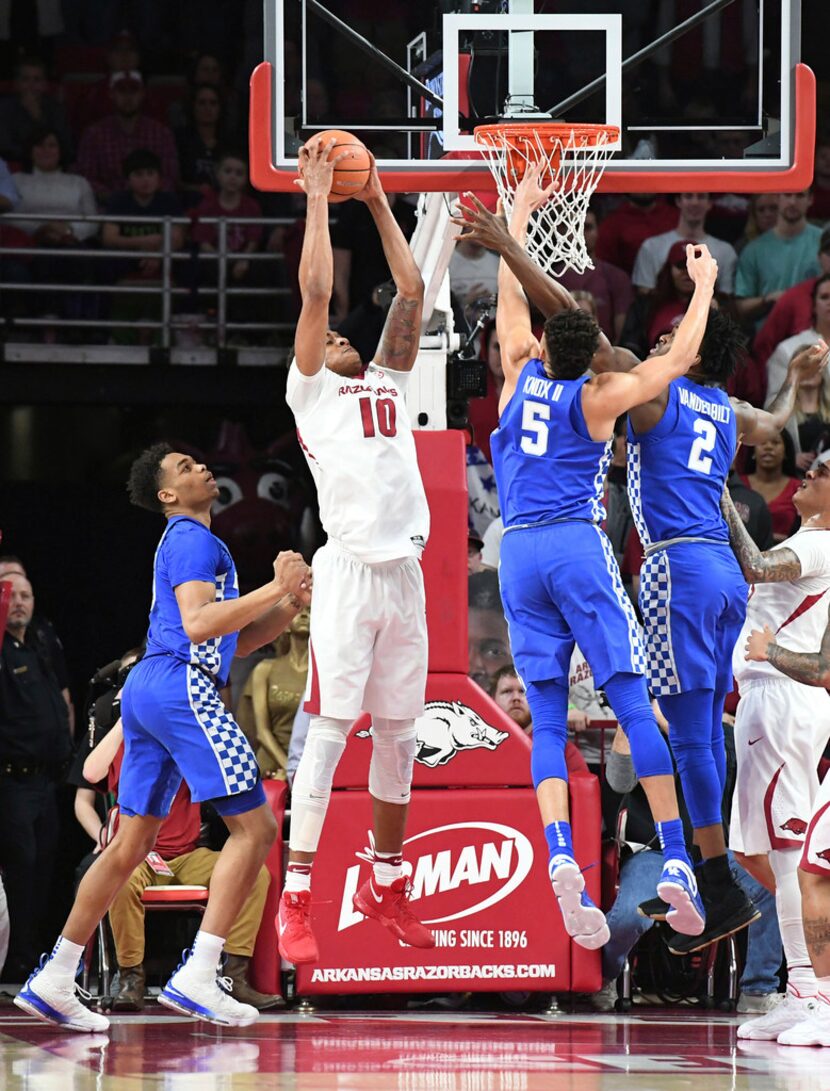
<box><xmin>626</xmin><ymin>440</ymin><xmax>651</xmax><ymax>549</ymax></box>
<box><xmin>593</xmin><ymin>525</ymin><xmax>647</xmax><ymax>677</ymax></box>
<box><xmin>186</xmin><ymin>666</ymin><xmax>260</xmax><ymax>795</ymax></box>
<box><xmin>639</xmin><ymin>550</ymin><xmax>681</xmax><ymax>695</ymax></box>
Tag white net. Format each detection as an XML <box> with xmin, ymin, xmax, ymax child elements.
<box><xmin>474</xmin><ymin>123</ymin><xmax>618</xmax><ymax>277</ymax></box>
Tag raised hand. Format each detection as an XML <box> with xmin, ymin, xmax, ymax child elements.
<box><xmin>685</xmin><ymin>242</ymin><xmax>718</xmax><ymax>291</ymax></box>
<box><xmin>787</xmin><ymin>339</ymin><xmax>830</xmax><ymax>383</ymax></box>
<box><xmin>450</xmin><ymin>192</ymin><xmax>512</xmax><ymax>253</ymax></box>
<box><xmin>294</xmin><ymin>136</ymin><xmax>352</xmax><ymax>198</ymax></box>
<box><xmin>273</xmin><ymin>551</ymin><xmax>313</xmax><ymax>602</ymax></box>
<box><xmin>512</xmin><ymin>160</ymin><xmax>556</xmax><ymax>214</ymax></box>
<box><xmin>353</xmin><ymin>152</ymin><xmax>385</xmax><ymax>203</ymax></box>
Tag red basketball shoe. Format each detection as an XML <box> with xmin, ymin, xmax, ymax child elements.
<box><xmin>352</xmin><ymin>876</ymin><xmax>436</xmax><ymax>948</ymax></box>
<box><xmin>277</xmin><ymin>890</ymin><xmax>319</xmax><ymax>965</ymax></box>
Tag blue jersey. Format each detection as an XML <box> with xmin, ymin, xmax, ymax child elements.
<box><xmin>627</xmin><ymin>377</ymin><xmax>736</xmax><ymax>546</ymax></box>
<box><xmin>491</xmin><ymin>360</ymin><xmax>612</xmax><ymax>528</ymax></box>
<box><xmin>144</xmin><ymin>516</ymin><xmax>239</xmax><ymax>686</ymax></box>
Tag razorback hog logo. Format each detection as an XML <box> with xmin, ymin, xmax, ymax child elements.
<box><xmin>355</xmin><ymin>701</ymin><xmax>509</xmax><ymax>767</ymax></box>
<box><xmin>781</xmin><ymin>818</ymin><xmax>809</xmax><ymax>835</ymax></box>
<box><xmin>816</xmin><ymin>848</ymin><xmax>830</xmax><ymax>863</ymax></box>
<box><xmin>338</xmin><ymin>823</ymin><xmax>534</xmax><ymax>930</ymax></box>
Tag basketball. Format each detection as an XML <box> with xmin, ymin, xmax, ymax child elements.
<box><xmin>304</xmin><ymin>129</ymin><xmax>371</xmax><ymax>202</ymax></box>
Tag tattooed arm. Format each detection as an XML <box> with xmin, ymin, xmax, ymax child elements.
<box><xmin>357</xmin><ymin>159</ymin><xmax>423</xmax><ymax>373</ymax></box>
<box><xmin>721</xmin><ymin>488</ymin><xmax>803</xmax><ymax>583</ymax></box>
<box><xmin>743</xmin><ymin>604</ymin><xmax>830</xmax><ymax>687</ymax></box>
<box><xmin>732</xmin><ymin>341</ymin><xmax>828</xmax><ymax>445</ymax></box>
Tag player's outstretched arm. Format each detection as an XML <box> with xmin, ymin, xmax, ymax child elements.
<box><xmin>744</xmin><ymin>604</ymin><xmax>830</xmax><ymax>686</ymax></box>
<box><xmin>731</xmin><ymin>340</ymin><xmax>829</xmax><ymax>446</ymax></box>
<box><xmin>357</xmin><ymin>158</ymin><xmax>423</xmax><ymax>372</ymax></box>
<box><xmin>293</xmin><ymin>138</ymin><xmax>350</xmax><ymax>377</ymax></box>
<box><xmin>581</xmin><ymin>245</ymin><xmax>717</xmax><ymax>437</ymax></box>
<box><xmin>720</xmin><ymin>487</ymin><xmax>802</xmax><ymax>583</ymax></box>
<box><xmin>175</xmin><ymin>551</ymin><xmax>312</xmax><ymax>649</ymax></box>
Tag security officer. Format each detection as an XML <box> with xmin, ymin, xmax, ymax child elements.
<box><xmin>0</xmin><ymin>572</ymin><xmax>71</xmax><ymax>981</ymax></box>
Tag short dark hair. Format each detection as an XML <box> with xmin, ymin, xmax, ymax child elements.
<box><xmin>542</xmin><ymin>309</ymin><xmax>601</xmax><ymax>380</ymax></box>
<box><xmin>489</xmin><ymin>663</ymin><xmax>519</xmax><ymax>696</ymax></box>
<box><xmin>127</xmin><ymin>442</ymin><xmax>173</xmax><ymax>512</ymax></box>
<box><xmin>696</xmin><ymin>309</ymin><xmax>747</xmax><ymax>383</ymax></box>
<box><xmin>469</xmin><ymin>569</ymin><xmax>503</xmax><ymax>611</ymax></box>
<box><xmin>25</xmin><ymin>124</ymin><xmax>64</xmax><ymax>168</ymax></box>
<box><xmin>0</xmin><ymin>554</ymin><xmax>24</xmax><ymax>566</ymax></box>
<box><xmin>123</xmin><ymin>148</ymin><xmax>161</xmax><ymax>178</ymax></box>
<box><xmin>216</xmin><ymin>147</ymin><xmax>248</xmax><ymax>167</ymax></box>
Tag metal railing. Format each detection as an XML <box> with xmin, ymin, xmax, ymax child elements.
<box><xmin>0</xmin><ymin>212</ymin><xmax>297</xmax><ymax>357</ymax></box>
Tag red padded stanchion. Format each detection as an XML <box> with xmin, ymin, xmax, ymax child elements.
<box><xmin>250</xmin><ymin>778</ymin><xmax>287</xmax><ymax>996</ymax></box>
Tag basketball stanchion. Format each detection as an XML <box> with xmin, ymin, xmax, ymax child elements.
<box><xmin>474</xmin><ymin>121</ymin><xmax>619</xmax><ymax>276</ymax></box>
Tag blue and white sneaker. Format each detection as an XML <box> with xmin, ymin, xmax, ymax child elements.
<box><xmin>14</xmin><ymin>956</ymin><xmax>110</xmax><ymax>1033</ymax></box>
<box><xmin>549</xmin><ymin>855</ymin><xmax>610</xmax><ymax>950</ymax></box>
<box><xmin>657</xmin><ymin>858</ymin><xmax>706</xmax><ymax>936</ymax></box>
<box><xmin>159</xmin><ymin>950</ymin><xmax>259</xmax><ymax>1027</ymax></box>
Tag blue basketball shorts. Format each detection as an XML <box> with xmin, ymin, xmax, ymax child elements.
<box><xmin>639</xmin><ymin>540</ymin><xmax>748</xmax><ymax>697</ymax></box>
<box><xmin>118</xmin><ymin>655</ymin><xmax>263</xmax><ymax>818</ymax></box>
<box><xmin>498</xmin><ymin>520</ymin><xmax>646</xmax><ymax>688</ymax></box>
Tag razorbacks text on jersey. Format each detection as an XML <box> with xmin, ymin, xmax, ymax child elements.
<box><xmin>490</xmin><ymin>360</ymin><xmax>612</xmax><ymax>529</ymax></box>
<box><xmin>627</xmin><ymin>376</ymin><xmax>736</xmax><ymax>547</ymax></box>
<box><xmin>286</xmin><ymin>361</ymin><xmax>429</xmax><ymax>564</ymax></box>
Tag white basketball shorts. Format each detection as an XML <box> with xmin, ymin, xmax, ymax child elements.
<box><xmin>730</xmin><ymin>676</ymin><xmax>830</xmax><ymax>856</ymax></box>
<box><xmin>303</xmin><ymin>541</ymin><xmax>428</xmax><ymax>720</ymax></box>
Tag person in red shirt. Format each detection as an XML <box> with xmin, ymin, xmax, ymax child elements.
<box><xmin>560</xmin><ymin>206</ymin><xmax>634</xmax><ymax>341</ymax></box>
<box><xmin>740</xmin><ymin>431</ymin><xmax>802</xmax><ymax>543</ymax></box>
<box><xmin>595</xmin><ymin>194</ymin><xmax>679</xmax><ymax>277</ymax></box>
<box><xmin>83</xmin><ymin>720</ymin><xmax>279</xmax><ymax>1013</ymax></box>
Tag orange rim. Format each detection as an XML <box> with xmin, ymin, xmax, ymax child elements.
<box><xmin>474</xmin><ymin>122</ymin><xmax>619</xmax><ymax>150</ymax></box>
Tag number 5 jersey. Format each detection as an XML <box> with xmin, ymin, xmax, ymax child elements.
<box><xmin>286</xmin><ymin>360</ymin><xmax>430</xmax><ymax>563</ymax></box>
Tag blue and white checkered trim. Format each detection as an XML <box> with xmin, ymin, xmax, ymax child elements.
<box><xmin>189</xmin><ymin>571</ymin><xmax>226</xmax><ymax>677</ymax></box>
<box><xmin>593</xmin><ymin>525</ymin><xmax>647</xmax><ymax>677</ymax></box>
<box><xmin>591</xmin><ymin>439</ymin><xmax>614</xmax><ymax>524</ymax></box>
<box><xmin>639</xmin><ymin>550</ymin><xmax>681</xmax><ymax>695</ymax></box>
<box><xmin>186</xmin><ymin>666</ymin><xmax>259</xmax><ymax>795</ymax></box>
<box><xmin>626</xmin><ymin>440</ymin><xmax>652</xmax><ymax>548</ymax></box>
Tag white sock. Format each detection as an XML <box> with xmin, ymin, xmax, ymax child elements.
<box><xmin>373</xmin><ymin>852</ymin><xmax>403</xmax><ymax>887</ymax></box>
<box><xmin>285</xmin><ymin>863</ymin><xmax>312</xmax><ymax>893</ymax></box>
<box><xmin>185</xmin><ymin>931</ymin><xmax>225</xmax><ymax>981</ymax></box>
<box><xmin>816</xmin><ymin>975</ymin><xmax>830</xmax><ymax>1006</ymax></box>
<box><xmin>44</xmin><ymin>936</ymin><xmax>85</xmax><ymax>981</ymax></box>
<box><xmin>769</xmin><ymin>849</ymin><xmax>818</xmax><ymax>998</ymax></box>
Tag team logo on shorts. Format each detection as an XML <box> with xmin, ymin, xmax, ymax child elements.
<box><xmin>356</xmin><ymin>701</ymin><xmax>510</xmax><ymax>768</ymax></box>
<box><xmin>781</xmin><ymin>817</ymin><xmax>808</xmax><ymax>835</ymax></box>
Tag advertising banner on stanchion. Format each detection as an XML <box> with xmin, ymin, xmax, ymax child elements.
<box><xmin>295</xmin><ymin>774</ymin><xmax>602</xmax><ymax>995</ymax></box>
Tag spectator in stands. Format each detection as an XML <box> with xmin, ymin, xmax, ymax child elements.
<box><xmin>740</xmin><ymin>430</ymin><xmax>801</xmax><ymax>543</ymax></box>
<box><xmin>810</xmin><ymin>136</ymin><xmax>830</xmax><ymax>223</ymax></box>
<box><xmin>170</xmin><ymin>52</ymin><xmax>241</xmax><ymax>138</ymax></box>
<box><xmin>619</xmin><ymin>239</ymin><xmax>703</xmax><ymax>360</ymax></box>
<box><xmin>604</xmin><ymin>418</ymin><xmax>633</xmax><ymax>575</ymax></box>
<box><xmin>725</xmin><ymin>463</ymin><xmax>774</xmax><ymax>551</ymax></box>
<box><xmin>489</xmin><ymin>665</ymin><xmax>531</xmax><ymax>733</ymax></box>
<box><xmin>631</xmin><ymin>193</ymin><xmax>738</xmax><ymax>296</ymax></box>
<box><xmin>0</xmin><ymin>2</ymin><xmax>63</xmax><ymax>74</ymax></box>
<box><xmin>560</xmin><ymin>206</ymin><xmax>633</xmax><ymax>341</ymax></box>
<box><xmin>331</xmin><ymin>192</ymin><xmax>417</xmax><ymax>327</ymax></box>
<box><xmin>467</xmin><ymin>320</ymin><xmax>503</xmax><ymax>462</ymax></box>
<box><xmin>0</xmin><ymin>154</ymin><xmax>20</xmax><ymax>210</ymax></box>
<box><xmin>0</xmin><ymin>55</ymin><xmax>72</xmax><ymax>166</ymax></box>
<box><xmin>81</xmin><ymin>719</ymin><xmax>281</xmax><ymax>1012</ymax></box>
<box><xmin>101</xmin><ymin>148</ymin><xmax>184</xmax><ymax>343</ymax></box>
<box><xmin>468</xmin><ymin>524</ymin><xmax>484</xmax><ymax>575</ymax></box>
<box><xmin>175</xmin><ymin>83</ymin><xmax>225</xmax><ymax>204</ymax></box>
<box><xmin>566</xmin><ymin>645</ymin><xmax>620</xmax><ymax>834</ymax></box>
<box><xmin>76</xmin><ymin>71</ymin><xmax>179</xmax><ymax>202</ymax></box>
<box><xmin>595</xmin><ymin>193</ymin><xmax>679</xmax><ymax>276</ymax></box>
<box><xmin>480</xmin><ymin>515</ymin><xmax>503</xmax><ymax>573</ymax></box>
<box><xmin>734</xmin><ymin>192</ymin><xmax>780</xmax><ymax>255</ymax></box>
<box><xmin>0</xmin><ymin>571</ymin><xmax>72</xmax><ymax>982</ymax></box>
<box><xmin>468</xmin><ymin>570</ymin><xmax>511</xmax><ymax>692</ymax></box>
<box><xmin>449</xmin><ymin>230</ymin><xmax>499</xmax><ymax>329</ymax></box>
<box><xmin>761</xmin><ymin>262</ymin><xmax>830</xmax><ymax>398</ymax></box>
<box><xmin>754</xmin><ymin>227</ymin><xmax>830</xmax><ymax>377</ymax></box>
<box><xmin>735</xmin><ymin>191</ymin><xmax>823</xmax><ymax>328</ymax></box>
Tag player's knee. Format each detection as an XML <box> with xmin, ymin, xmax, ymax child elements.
<box><xmin>368</xmin><ymin>718</ymin><xmax>417</xmax><ymax>804</ymax></box>
<box><xmin>293</xmin><ymin>716</ymin><xmax>351</xmax><ymax>804</ymax></box>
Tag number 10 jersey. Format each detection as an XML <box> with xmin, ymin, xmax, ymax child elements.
<box><xmin>627</xmin><ymin>376</ymin><xmax>736</xmax><ymax>548</ymax></box>
<box><xmin>286</xmin><ymin>360</ymin><xmax>429</xmax><ymax>564</ymax></box>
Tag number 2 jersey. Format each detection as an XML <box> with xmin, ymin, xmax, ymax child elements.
<box><xmin>627</xmin><ymin>376</ymin><xmax>736</xmax><ymax>546</ymax></box>
<box><xmin>490</xmin><ymin>360</ymin><xmax>612</xmax><ymax>528</ymax></box>
<box><xmin>286</xmin><ymin>360</ymin><xmax>430</xmax><ymax>563</ymax></box>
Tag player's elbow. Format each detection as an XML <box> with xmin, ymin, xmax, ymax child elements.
<box><xmin>182</xmin><ymin>618</ymin><xmax>211</xmax><ymax>645</ymax></box>
<box><xmin>397</xmin><ymin>271</ymin><xmax>424</xmax><ymax>300</ymax></box>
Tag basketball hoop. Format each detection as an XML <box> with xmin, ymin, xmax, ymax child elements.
<box><xmin>474</xmin><ymin>122</ymin><xmax>619</xmax><ymax>276</ymax></box>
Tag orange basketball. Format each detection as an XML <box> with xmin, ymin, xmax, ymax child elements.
<box><xmin>304</xmin><ymin>129</ymin><xmax>371</xmax><ymax>202</ymax></box>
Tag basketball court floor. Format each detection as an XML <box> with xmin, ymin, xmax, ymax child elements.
<box><xmin>0</xmin><ymin>1004</ymin><xmax>822</xmax><ymax>1090</ymax></box>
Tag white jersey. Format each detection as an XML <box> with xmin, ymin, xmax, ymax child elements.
<box><xmin>733</xmin><ymin>526</ymin><xmax>830</xmax><ymax>685</ymax></box>
<box><xmin>286</xmin><ymin>360</ymin><xmax>430</xmax><ymax>564</ymax></box>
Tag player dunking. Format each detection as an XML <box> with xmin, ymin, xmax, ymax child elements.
<box><xmin>15</xmin><ymin>445</ymin><xmax>311</xmax><ymax>1031</ymax></box>
<box><xmin>453</xmin><ymin>170</ymin><xmax>717</xmax><ymax>948</ymax></box>
<box><xmin>278</xmin><ymin>139</ymin><xmax>434</xmax><ymax>963</ymax></box>
<box><xmin>453</xmin><ymin>174</ymin><xmax>825</xmax><ymax>953</ymax></box>
<box><xmin>718</xmin><ymin>441</ymin><xmax>830</xmax><ymax>1045</ymax></box>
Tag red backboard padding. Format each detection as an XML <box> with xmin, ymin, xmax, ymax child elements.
<box><xmin>414</xmin><ymin>430</ymin><xmax>468</xmax><ymax>675</ymax></box>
